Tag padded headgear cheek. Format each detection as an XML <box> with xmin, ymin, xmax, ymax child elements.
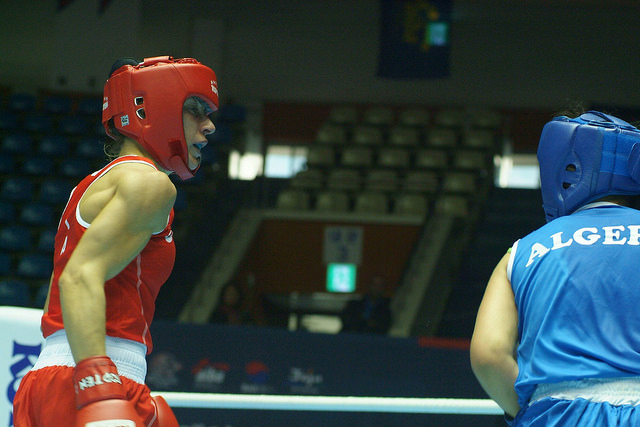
<box><xmin>538</xmin><ymin>120</ymin><xmax>588</xmax><ymax>222</ymax></box>
<box><xmin>627</xmin><ymin>142</ymin><xmax>640</xmax><ymax>183</ymax></box>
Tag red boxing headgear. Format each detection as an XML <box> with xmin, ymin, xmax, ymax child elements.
<box><xmin>102</xmin><ymin>56</ymin><xmax>219</xmax><ymax>180</ymax></box>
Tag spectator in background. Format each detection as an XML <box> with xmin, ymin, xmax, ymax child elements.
<box><xmin>211</xmin><ymin>282</ymin><xmax>253</xmax><ymax>325</ymax></box>
<box><xmin>341</xmin><ymin>274</ymin><xmax>391</xmax><ymax>334</ymax></box>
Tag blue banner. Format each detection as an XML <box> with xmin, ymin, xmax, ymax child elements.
<box><xmin>377</xmin><ymin>0</ymin><xmax>452</xmax><ymax>79</ymax></box>
<box><xmin>147</xmin><ymin>322</ymin><xmax>503</xmax><ymax>426</ymax></box>
<box><xmin>148</xmin><ymin>322</ymin><xmax>481</xmax><ymax>398</ymax></box>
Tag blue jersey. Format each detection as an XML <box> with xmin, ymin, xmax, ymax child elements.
<box><xmin>508</xmin><ymin>202</ymin><xmax>640</xmax><ymax>408</ymax></box>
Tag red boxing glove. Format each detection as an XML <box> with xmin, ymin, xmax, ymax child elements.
<box><xmin>153</xmin><ymin>395</ymin><xmax>179</xmax><ymax>427</ymax></box>
<box><xmin>73</xmin><ymin>356</ymin><xmax>144</xmax><ymax>427</ymax></box>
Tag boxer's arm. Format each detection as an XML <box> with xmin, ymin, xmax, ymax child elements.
<box><xmin>58</xmin><ymin>168</ymin><xmax>175</xmax><ymax>362</ymax></box>
<box><xmin>470</xmin><ymin>252</ymin><xmax>520</xmax><ymax>418</ymax></box>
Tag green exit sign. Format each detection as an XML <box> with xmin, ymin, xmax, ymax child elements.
<box><xmin>326</xmin><ymin>263</ymin><xmax>357</xmax><ymax>293</ymax></box>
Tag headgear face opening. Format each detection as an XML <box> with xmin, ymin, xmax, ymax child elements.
<box><xmin>537</xmin><ymin>111</ymin><xmax>640</xmax><ymax>222</ymax></box>
<box><xmin>102</xmin><ymin>56</ymin><xmax>219</xmax><ymax>180</ymax></box>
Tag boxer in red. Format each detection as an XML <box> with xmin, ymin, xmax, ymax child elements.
<box><xmin>13</xmin><ymin>56</ymin><xmax>218</xmax><ymax>427</ymax></box>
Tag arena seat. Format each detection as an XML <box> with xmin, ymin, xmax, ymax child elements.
<box><xmin>16</xmin><ymin>253</ymin><xmax>52</xmax><ymax>280</ymax></box>
<box><xmin>433</xmin><ymin>108</ymin><xmax>465</xmax><ymax>128</ymax></box>
<box><xmin>76</xmin><ymin>136</ymin><xmax>105</xmax><ymax>159</ymax></box>
<box><xmin>58</xmin><ymin>157</ymin><xmax>92</xmax><ymax>178</ymax></box>
<box><xmin>58</xmin><ymin>116</ymin><xmax>89</xmax><ymax>135</ymax></box>
<box><xmin>306</xmin><ymin>145</ymin><xmax>336</xmax><ymax>169</ymax></box>
<box><xmin>393</xmin><ymin>193</ymin><xmax>429</xmax><ymax>217</ymax></box>
<box><xmin>452</xmin><ymin>150</ymin><xmax>489</xmax><ymax>172</ymax></box>
<box><xmin>0</xmin><ymin>253</ymin><xmax>10</xmax><ymax>276</ymax></box>
<box><xmin>402</xmin><ymin>171</ymin><xmax>440</xmax><ymax>194</ymax></box>
<box><xmin>315</xmin><ymin>190</ymin><xmax>350</xmax><ymax>213</ymax></box>
<box><xmin>23</xmin><ymin>157</ymin><xmax>55</xmax><ymax>176</ymax></box>
<box><xmin>441</xmin><ymin>171</ymin><xmax>477</xmax><ymax>194</ymax></box>
<box><xmin>1</xmin><ymin>177</ymin><xmax>34</xmax><ymax>203</ymax></box>
<box><xmin>290</xmin><ymin>169</ymin><xmax>324</xmax><ymax>191</ymax></box>
<box><xmin>397</xmin><ymin>108</ymin><xmax>430</xmax><ymax>128</ymax></box>
<box><xmin>0</xmin><ymin>155</ymin><xmax>15</xmax><ymax>175</ymax></box>
<box><xmin>362</xmin><ymin>106</ymin><xmax>395</xmax><ymax>127</ymax></box>
<box><xmin>340</xmin><ymin>146</ymin><xmax>374</xmax><ymax>170</ymax></box>
<box><xmin>8</xmin><ymin>93</ymin><xmax>36</xmax><ymax>113</ymax></box>
<box><xmin>0</xmin><ymin>279</ymin><xmax>30</xmax><ymax>307</ymax></box>
<box><xmin>425</xmin><ymin>128</ymin><xmax>457</xmax><ymax>149</ymax></box>
<box><xmin>352</xmin><ymin>125</ymin><xmax>384</xmax><ymax>146</ymax></box>
<box><xmin>364</xmin><ymin>169</ymin><xmax>399</xmax><ymax>193</ymax></box>
<box><xmin>19</xmin><ymin>202</ymin><xmax>55</xmax><ymax>227</ymax></box>
<box><xmin>1</xmin><ymin>132</ymin><xmax>33</xmax><ymax>155</ymax></box>
<box><xmin>388</xmin><ymin>126</ymin><xmax>420</xmax><ymax>148</ymax></box>
<box><xmin>328</xmin><ymin>106</ymin><xmax>358</xmax><ymax>125</ymax></box>
<box><xmin>38</xmin><ymin>135</ymin><xmax>70</xmax><ymax>157</ymax></box>
<box><xmin>435</xmin><ymin>195</ymin><xmax>469</xmax><ymax>217</ymax></box>
<box><xmin>353</xmin><ymin>191</ymin><xmax>388</xmax><ymax>215</ymax></box>
<box><xmin>376</xmin><ymin>147</ymin><xmax>410</xmax><ymax>170</ymax></box>
<box><xmin>23</xmin><ymin>113</ymin><xmax>53</xmax><ymax>134</ymax></box>
<box><xmin>0</xmin><ymin>111</ymin><xmax>19</xmax><ymax>132</ymax></box>
<box><xmin>414</xmin><ymin>148</ymin><xmax>449</xmax><ymax>170</ymax></box>
<box><xmin>326</xmin><ymin>168</ymin><xmax>362</xmax><ymax>192</ymax></box>
<box><xmin>77</xmin><ymin>97</ymin><xmax>103</xmax><ymax>116</ymax></box>
<box><xmin>36</xmin><ymin>229</ymin><xmax>56</xmax><ymax>253</ymax></box>
<box><xmin>0</xmin><ymin>225</ymin><xmax>33</xmax><ymax>252</ymax></box>
<box><xmin>0</xmin><ymin>201</ymin><xmax>15</xmax><ymax>223</ymax></box>
<box><xmin>276</xmin><ymin>189</ymin><xmax>311</xmax><ymax>211</ymax></box>
<box><xmin>42</xmin><ymin>95</ymin><xmax>72</xmax><ymax>116</ymax></box>
<box><xmin>38</xmin><ymin>179</ymin><xmax>73</xmax><ymax>205</ymax></box>
<box><xmin>461</xmin><ymin>129</ymin><xmax>496</xmax><ymax>151</ymax></box>
<box><xmin>315</xmin><ymin>123</ymin><xmax>348</xmax><ymax>146</ymax></box>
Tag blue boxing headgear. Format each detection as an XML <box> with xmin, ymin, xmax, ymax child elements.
<box><xmin>538</xmin><ymin>111</ymin><xmax>640</xmax><ymax>222</ymax></box>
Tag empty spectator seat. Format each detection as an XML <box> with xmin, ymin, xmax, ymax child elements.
<box><xmin>352</xmin><ymin>125</ymin><xmax>384</xmax><ymax>146</ymax></box>
<box><xmin>276</xmin><ymin>189</ymin><xmax>310</xmax><ymax>211</ymax></box>
<box><xmin>16</xmin><ymin>253</ymin><xmax>52</xmax><ymax>279</ymax></box>
<box><xmin>362</xmin><ymin>106</ymin><xmax>395</xmax><ymax>127</ymax></box>
<box><xmin>1</xmin><ymin>177</ymin><xmax>34</xmax><ymax>202</ymax></box>
<box><xmin>326</xmin><ymin>168</ymin><xmax>362</xmax><ymax>192</ymax></box>
<box><xmin>340</xmin><ymin>146</ymin><xmax>374</xmax><ymax>169</ymax></box>
<box><xmin>0</xmin><ymin>279</ymin><xmax>30</xmax><ymax>307</ymax></box>
<box><xmin>398</xmin><ymin>108</ymin><xmax>430</xmax><ymax>127</ymax></box>
<box><xmin>364</xmin><ymin>169</ymin><xmax>399</xmax><ymax>193</ymax></box>
<box><xmin>38</xmin><ymin>179</ymin><xmax>73</xmax><ymax>205</ymax></box>
<box><xmin>354</xmin><ymin>191</ymin><xmax>388</xmax><ymax>215</ymax></box>
<box><xmin>290</xmin><ymin>169</ymin><xmax>324</xmax><ymax>191</ymax></box>
<box><xmin>315</xmin><ymin>190</ymin><xmax>350</xmax><ymax>213</ymax></box>
<box><xmin>39</xmin><ymin>135</ymin><xmax>70</xmax><ymax>157</ymax></box>
<box><xmin>315</xmin><ymin>123</ymin><xmax>348</xmax><ymax>146</ymax></box>
<box><xmin>0</xmin><ymin>225</ymin><xmax>33</xmax><ymax>252</ymax></box>
<box><xmin>394</xmin><ymin>193</ymin><xmax>429</xmax><ymax>217</ymax></box>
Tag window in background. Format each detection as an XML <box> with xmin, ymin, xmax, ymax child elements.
<box><xmin>495</xmin><ymin>153</ymin><xmax>540</xmax><ymax>189</ymax></box>
<box><xmin>228</xmin><ymin>145</ymin><xmax>308</xmax><ymax>180</ymax></box>
<box><xmin>228</xmin><ymin>151</ymin><xmax>263</xmax><ymax>180</ymax></box>
<box><xmin>264</xmin><ymin>145</ymin><xmax>308</xmax><ymax>178</ymax></box>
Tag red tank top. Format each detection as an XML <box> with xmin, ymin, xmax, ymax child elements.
<box><xmin>41</xmin><ymin>156</ymin><xmax>176</xmax><ymax>353</ymax></box>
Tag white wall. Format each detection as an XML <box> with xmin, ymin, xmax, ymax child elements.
<box><xmin>0</xmin><ymin>0</ymin><xmax>638</xmax><ymax>110</ymax></box>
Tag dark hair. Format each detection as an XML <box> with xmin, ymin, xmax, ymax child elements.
<box><xmin>103</xmin><ymin>119</ymin><xmax>125</xmax><ymax>161</ymax></box>
<box><xmin>108</xmin><ymin>57</ymin><xmax>140</xmax><ymax>78</ymax></box>
<box><xmin>553</xmin><ymin>101</ymin><xmax>587</xmax><ymax>119</ymax></box>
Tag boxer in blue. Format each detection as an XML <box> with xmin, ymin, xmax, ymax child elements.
<box><xmin>470</xmin><ymin>111</ymin><xmax>640</xmax><ymax>426</ymax></box>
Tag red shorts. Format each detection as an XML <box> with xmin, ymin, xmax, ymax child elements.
<box><xmin>13</xmin><ymin>365</ymin><xmax>158</xmax><ymax>427</ymax></box>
